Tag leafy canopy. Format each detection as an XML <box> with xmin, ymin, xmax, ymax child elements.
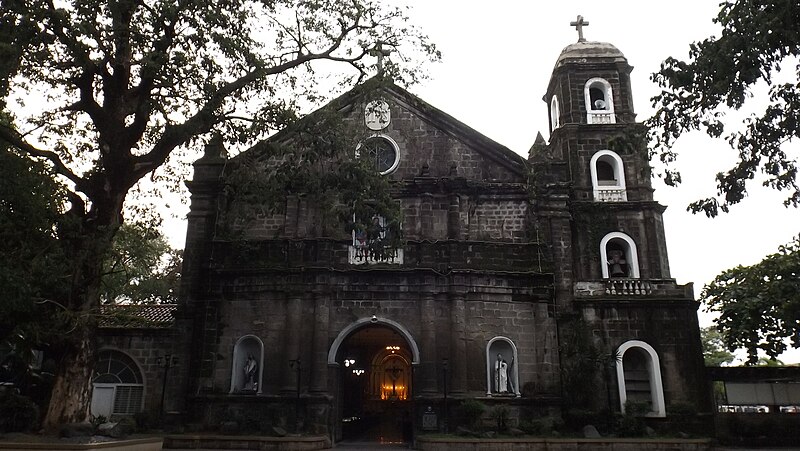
<box><xmin>0</xmin><ymin>0</ymin><xmax>437</xmax><ymax>427</ymax></box>
<box><xmin>648</xmin><ymin>0</ymin><xmax>800</xmax><ymax>217</ymax></box>
<box><xmin>700</xmin><ymin>326</ymin><xmax>735</xmax><ymax>367</ymax></box>
<box><xmin>101</xmin><ymin>223</ymin><xmax>181</xmax><ymax>304</ymax></box>
<box><xmin>701</xmin><ymin>236</ymin><xmax>800</xmax><ymax>364</ymax></box>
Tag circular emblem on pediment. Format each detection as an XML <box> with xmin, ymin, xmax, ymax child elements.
<box><xmin>365</xmin><ymin>100</ymin><xmax>391</xmax><ymax>131</ymax></box>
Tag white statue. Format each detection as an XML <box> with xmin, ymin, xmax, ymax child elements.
<box><xmin>495</xmin><ymin>353</ymin><xmax>508</xmax><ymax>394</ymax></box>
<box><xmin>243</xmin><ymin>353</ymin><xmax>258</xmax><ymax>391</ymax></box>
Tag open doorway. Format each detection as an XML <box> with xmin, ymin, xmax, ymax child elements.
<box><xmin>335</xmin><ymin>324</ymin><xmax>414</xmax><ymax>445</ymax></box>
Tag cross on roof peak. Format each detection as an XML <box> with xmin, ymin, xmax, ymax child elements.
<box><xmin>370</xmin><ymin>41</ymin><xmax>393</xmax><ymax>76</ymax></box>
<box><xmin>570</xmin><ymin>15</ymin><xmax>589</xmax><ymax>42</ymax></box>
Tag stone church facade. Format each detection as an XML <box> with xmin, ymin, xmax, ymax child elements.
<box><xmin>95</xmin><ymin>37</ymin><xmax>711</xmax><ymax>439</ymax></box>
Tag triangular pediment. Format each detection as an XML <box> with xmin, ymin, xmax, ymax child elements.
<box><xmin>245</xmin><ymin>78</ymin><xmax>527</xmax><ymax>183</ymax></box>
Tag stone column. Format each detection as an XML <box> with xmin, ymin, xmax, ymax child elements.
<box><xmin>310</xmin><ymin>291</ymin><xmax>330</xmax><ymax>393</ymax></box>
<box><xmin>282</xmin><ymin>293</ymin><xmax>303</xmax><ymax>393</ymax></box>
<box><xmin>449</xmin><ymin>289</ymin><xmax>468</xmax><ymax>393</ymax></box>
<box><xmin>418</xmin><ymin>291</ymin><xmax>437</xmax><ymax>395</ymax></box>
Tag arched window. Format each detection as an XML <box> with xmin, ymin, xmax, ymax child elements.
<box><xmin>600</xmin><ymin>232</ymin><xmax>640</xmax><ymax>279</ymax></box>
<box><xmin>550</xmin><ymin>95</ymin><xmax>560</xmax><ymax>130</ymax></box>
<box><xmin>485</xmin><ymin>337</ymin><xmax>520</xmax><ymax>397</ymax></box>
<box><xmin>615</xmin><ymin>340</ymin><xmax>666</xmax><ymax>417</ymax></box>
<box><xmin>91</xmin><ymin>350</ymin><xmax>144</xmax><ymax>417</ymax></box>
<box><xmin>584</xmin><ymin>78</ymin><xmax>616</xmax><ymax>124</ymax></box>
<box><xmin>590</xmin><ymin>150</ymin><xmax>627</xmax><ymax>201</ymax></box>
<box><xmin>230</xmin><ymin>335</ymin><xmax>264</xmax><ymax>394</ymax></box>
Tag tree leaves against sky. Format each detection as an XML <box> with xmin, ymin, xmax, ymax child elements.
<box><xmin>701</xmin><ymin>236</ymin><xmax>800</xmax><ymax>364</ymax></box>
<box><xmin>648</xmin><ymin>0</ymin><xmax>800</xmax><ymax>217</ymax></box>
<box><xmin>0</xmin><ymin>0</ymin><xmax>438</xmax><ymax>428</ymax></box>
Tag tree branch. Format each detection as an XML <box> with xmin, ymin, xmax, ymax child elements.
<box><xmin>0</xmin><ymin>124</ymin><xmax>84</xmax><ymax>188</ymax></box>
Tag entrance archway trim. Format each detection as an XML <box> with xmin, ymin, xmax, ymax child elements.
<box><xmin>327</xmin><ymin>316</ymin><xmax>420</xmax><ymax>365</ymax></box>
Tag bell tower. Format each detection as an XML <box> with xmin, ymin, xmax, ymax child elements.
<box><xmin>536</xmin><ymin>17</ymin><xmax>671</xmax><ymax>287</ymax></box>
<box><xmin>531</xmin><ymin>17</ymin><xmax>710</xmax><ymax>418</ymax></box>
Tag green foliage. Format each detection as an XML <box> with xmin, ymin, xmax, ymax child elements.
<box><xmin>0</xmin><ymin>148</ymin><xmax>71</xmax><ymax>353</ymax></box>
<box><xmin>615</xmin><ymin>401</ymin><xmax>648</xmax><ymax>437</ymax></box>
<box><xmin>90</xmin><ymin>414</ymin><xmax>108</xmax><ymax>429</ymax></box>
<box><xmin>519</xmin><ymin>416</ymin><xmax>563</xmax><ymax>436</ymax></box>
<box><xmin>488</xmin><ymin>405</ymin><xmax>509</xmax><ymax>432</ymax></box>
<box><xmin>559</xmin><ymin>318</ymin><xmax>616</xmax><ymax>409</ymax></box>
<box><xmin>701</xmin><ymin>236</ymin><xmax>800</xmax><ymax>363</ymax></box>
<box><xmin>219</xmin><ymin>85</ymin><xmax>403</xmax><ymax>243</ymax></box>
<box><xmin>101</xmin><ymin>223</ymin><xmax>181</xmax><ymax>304</ymax></box>
<box><xmin>648</xmin><ymin>0</ymin><xmax>800</xmax><ymax>216</ymax></box>
<box><xmin>0</xmin><ymin>0</ymin><xmax>436</xmax><ymax>427</ymax></box>
<box><xmin>700</xmin><ymin>326</ymin><xmax>735</xmax><ymax>367</ymax></box>
<box><xmin>456</xmin><ymin>399</ymin><xmax>486</xmax><ymax>430</ymax></box>
<box><xmin>0</xmin><ymin>391</ymin><xmax>40</xmax><ymax>433</ymax></box>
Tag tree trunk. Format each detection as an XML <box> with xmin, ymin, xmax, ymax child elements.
<box><xmin>41</xmin><ymin>204</ymin><xmax>121</xmax><ymax>432</ymax></box>
<box><xmin>42</xmin><ymin>325</ymin><xmax>95</xmax><ymax>432</ymax></box>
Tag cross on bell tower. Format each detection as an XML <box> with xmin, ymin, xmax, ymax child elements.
<box><xmin>570</xmin><ymin>15</ymin><xmax>589</xmax><ymax>42</ymax></box>
<box><xmin>370</xmin><ymin>41</ymin><xmax>392</xmax><ymax>76</ymax></box>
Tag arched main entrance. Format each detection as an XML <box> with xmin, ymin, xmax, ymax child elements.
<box><xmin>329</xmin><ymin>318</ymin><xmax>417</xmax><ymax>444</ymax></box>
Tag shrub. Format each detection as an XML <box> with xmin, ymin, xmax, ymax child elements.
<box><xmin>456</xmin><ymin>399</ymin><xmax>486</xmax><ymax>430</ymax></box>
<box><xmin>489</xmin><ymin>405</ymin><xmax>510</xmax><ymax>432</ymax></box>
<box><xmin>0</xmin><ymin>392</ymin><xmax>40</xmax><ymax>432</ymax></box>
<box><xmin>520</xmin><ymin>416</ymin><xmax>563</xmax><ymax>435</ymax></box>
<box><xmin>615</xmin><ymin>401</ymin><xmax>648</xmax><ymax>437</ymax></box>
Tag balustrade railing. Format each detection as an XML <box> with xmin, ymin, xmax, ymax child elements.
<box><xmin>594</xmin><ymin>188</ymin><xmax>627</xmax><ymax>202</ymax></box>
<box><xmin>348</xmin><ymin>245</ymin><xmax>404</xmax><ymax>265</ymax></box>
<box><xmin>587</xmin><ymin>112</ymin><xmax>616</xmax><ymax>124</ymax></box>
<box><xmin>605</xmin><ymin>279</ymin><xmax>653</xmax><ymax>295</ymax></box>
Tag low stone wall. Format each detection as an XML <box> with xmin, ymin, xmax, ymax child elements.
<box><xmin>416</xmin><ymin>437</ymin><xmax>713</xmax><ymax>451</ymax></box>
<box><xmin>163</xmin><ymin>434</ymin><xmax>329</xmax><ymax>450</ymax></box>
<box><xmin>0</xmin><ymin>437</ymin><xmax>163</xmax><ymax>451</ymax></box>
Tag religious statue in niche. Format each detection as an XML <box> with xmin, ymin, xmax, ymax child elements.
<box><xmin>494</xmin><ymin>353</ymin><xmax>515</xmax><ymax>395</ymax></box>
<box><xmin>607</xmin><ymin>249</ymin><xmax>628</xmax><ymax>278</ymax></box>
<box><xmin>243</xmin><ymin>353</ymin><xmax>258</xmax><ymax>391</ymax></box>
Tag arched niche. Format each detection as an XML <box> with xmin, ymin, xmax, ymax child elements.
<box><xmin>550</xmin><ymin>95</ymin><xmax>560</xmax><ymax>130</ymax></box>
<box><xmin>584</xmin><ymin>78</ymin><xmax>616</xmax><ymax>124</ymax></box>
<box><xmin>328</xmin><ymin>316</ymin><xmax>420</xmax><ymax>366</ymax></box>
<box><xmin>230</xmin><ymin>335</ymin><xmax>264</xmax><ymax>394</ymax></box>
<box><xmin>600</xmin><ymin>232</ymin><xmax>640</xmax><ymax>279</ymax></box>
<box><xmin>589</xmin><ymin>150</ymin><xmax>627</xmax><ymax>201</ymax></box>
<box><xmin>615</xmin><ymin>340</ymin><xmax>666</xmax><ymax>417</ymax></box>
<box><xmin>485</xmin><ymin>337</ymin><xmax>520</xmax><ymax>397</ymax></box>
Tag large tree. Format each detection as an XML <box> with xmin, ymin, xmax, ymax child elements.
<box><xmin>0</xmin><ymin>0</ymin><xmax>437</xmax><ymax>430</ymax></box>
<box><xmin>648</xmin><ymin>0</ymin><xmax>800</xmax><ymax>217</ymax></box>
<box><xmin>648</xmin><ymin>0</ymin><xmax>800</xmax><ymax>363</ymax></box>
<box><xmin>701</xmin><ymin>236</ymin><xmax>800</xmax><ymax>364</ymax></box>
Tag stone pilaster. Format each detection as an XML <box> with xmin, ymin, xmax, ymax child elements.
<box><xmin>418</xmin><ymin>291</ymin><xmax>437</xmax><ymax>395</ymax></box>
<box><xmin>448</xmin><ymin>289</ymin><xmax>467</xmax><ymax>393</ymax></box>
<box><xmin>310</xmin><ymin>291</ymin><xmax>330</xmax><ymax>393</ymax></box>
<box><xmin>282</xmin><ymin>293</ymin><xmax>303</xmax><ymax>393</ymax></box>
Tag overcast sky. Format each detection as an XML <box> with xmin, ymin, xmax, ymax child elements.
<box><xmin>396</xmin><ymin>1</ymin><xmax>800</xmax><ymax>362</ymax></box>
<box><xmin>163</xmin><ymin>1</ymin><xmax>800</xmax><ymax>362</ymax></box>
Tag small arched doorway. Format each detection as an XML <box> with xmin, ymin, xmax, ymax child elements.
<box><xmin>330</xmin><ymin>319</ymin><xmax>417</xmax><ymax>444</ymax></box>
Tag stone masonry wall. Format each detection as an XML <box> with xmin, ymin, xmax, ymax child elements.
<box><xmin>98</xmin><ymin>329</ymin><xmax>189</xmax><ymax>415</ymax></box>
<box><xmin>579</xmin><ymin>301</ymin><xmax>711</xmax><ymax>414</ymax></box>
